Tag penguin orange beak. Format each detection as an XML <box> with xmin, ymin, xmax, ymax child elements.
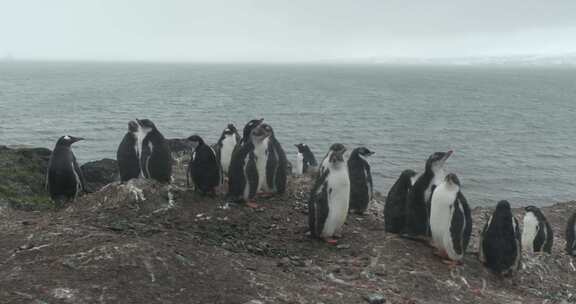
<box><xmin>444</xmin><ymin>150</ymin><xmax>453</xmax><ymax>160</ymax></box>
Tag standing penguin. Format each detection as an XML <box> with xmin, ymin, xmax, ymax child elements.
<box><xmin>46</xmin><ymin>136</ymin><xmax>86</xmax><ymax>202</ymax></box>
<box><xmin>265</xmin><ymin>125</ymin><xmax>288</xmax><ymax>195</ymax></box>
<box><xmin>215</xmin><ymin>124</ymin><xmax>240</xmax><ymax>176</ymax></box>
<box><xmin>566</xmin><ymin>212</ymin><xmax>576</xmax><ymax>256</ymax></box>
<box><xmin>479</xmin><ymin>200</ymin><xmax>522</xmax><ymax>276</ymax></box>
<box><xmin>348</xmin><ymin>147</ymin><xmax>374</xmax><ymax>215</ymax></box>
<box><xmin>403</xmin><ymin>150</ymin><xmax>453</xmax><ymax>238</ymax></box>
<box><xmin>187</xmin><ymin>135</ymin><xmax>222</xmax><ymax>195</ymax></box>
<box><xmin>429</xmin><ymin>173</ymin><xmax>472</xmax><ymax>263</ymax></box>
<box><xmin>308</xmin><ymin>148</ymin><xmax>350</xmax><ymax>243</ymax></box>
<box><xmin>227</xmin><ymin>122</ymin><xmax>272</xmax><ymax>205</ymax></box>
<box><xmin>295</xmin><ymin>143</ymin><xmax>318</xmax><ymax>175</ymax></box>
<box><xmin>117</xmin><ymin>120</ymin><xmax>141</xmax><ymax>182</ymax></box>
<box><xmin>521</xmin><ymin>206</ymin><xmax>553</xmax><ymax>254</ymax></box>
<box><xmin>137</xmin><ymin>119</ymin><xmax>172</xmax><ymax>183</ymax></box>
<box><xmin>385</xmin><ymin>169</ymin><xmax>417</xmax><ymax>233</ymax></box>
<box><xmin>319</xmin><ymin>143</ymin><xmax>346</xmax><ymax>175</ymax></box>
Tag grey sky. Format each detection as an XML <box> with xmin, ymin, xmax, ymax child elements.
<box><xmin>1</xmin><ymin>0</ymin><xmax>576</xmax><ymax>62</ymax></box>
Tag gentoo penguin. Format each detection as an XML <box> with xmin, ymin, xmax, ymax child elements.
<box><xmin>308</xmin><ymin>148</ymin><xmax>350</xmax><ymax>243</ymax></box>
<box><xmin>319</xmin><ymin>143</ymin><xmax>346</xmax><ymax>176</ymax></box>
<box><xmin>137</xmin><ymin>119</ymin><xmax>172</xmax><ymax>183</ymax></box>
<box><xmin>295</xmin><ymin>143</ymin><xmax>318</xmax><ymax>175</ymax></box>
<box><xmin>186</xmin><ymin>135</ymin><xmax>222</xmax><ymax>195</ymax></box>
<box><xmin>521</xmin><ymin>206</ymin><xmax>553</xmax><ymax>254</ymax></box>
<box><xmin>429</xmin><ymin>173</ymin><xmax>472</xmax><ymax>263</ymax></box>
<box><xmin>403</xmin><ymin>150</ymin><xmax>453</xmax><ymax>238</ymax></box>
<box><xmin>227</xmin><ymin>122</ymin><xmax>272</xmax><ymax>204</ymax></box>
<box><xmin>348</xmin><ymin>147</ymin><xmax>374</xmax><ymax>215</ymax></box>
<box><xmin>215</xmin><ymin>124</ymin><xmax>241</xmax><ymax>176</ymax></box>
<box><xmin>264</xmin><ymin>125</ymin><xmax>288</xmax><ymax>195</ymax></box>
<box><xmin>566</xmin><ymin>212</ymin><xmax>576</xmax><ymax>256</ymax></box>
<box><xmin>46</xmin><ymin>135</ymin><xmax>86</xmax><ymax>202</ymax></box>
<box><xmin>479</xmin><ymin>200</ymin><xmax>522</xmax><ymax>276</ymax></box>
<box><xmin>385</xmin><ymin>169</ymin><xmax>417</xmax><ymax>233</ymax></box>
<box><xmin>117</xmin><ymin>120</ymin><xmax>140</xmax><ymax>182</ymax></box>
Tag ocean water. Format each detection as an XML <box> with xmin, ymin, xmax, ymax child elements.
<box><xmin>1</xmin><ymin>62</ymin><xmax>576</xmax><ymax>207</ymax></box>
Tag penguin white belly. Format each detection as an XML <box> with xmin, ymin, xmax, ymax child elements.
<box><xmin>425</xmin><ymin>170</ymin><xmax>447</xmax><ymax>201</ymax></box>
<box><xmin>429</xmin><ymin>185</ymin><xmax>458</xmax><ymax>259</ymax></box>
<box><xmin>321</xmin><ymin>167</ymin><xmax>350</xmax><ymax>238</ymax></box>
<box><xmin>220</xmin><ymin>136</ymin><xmax>236</xmax><ymax>174</ymax></box>
<box><xmin>295</xmin><ymin>153</ymin><xmax>304</xmax><ymax>175</ymax></box>
<box><xmin>254</xmin><ymin>138</ymin><xmax>269</xmax><ymax>192</ymax></box>
<box><xmin>521</xmin><ymin>212</ymin><xmax>539</xmax><ymax>253</ymax></box>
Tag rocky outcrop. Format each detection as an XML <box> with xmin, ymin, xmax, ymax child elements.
<box><xmin>80</xmin><ymin>158</ymin><xmax>119</xmax><ymax>192</ymax></box>
<box><xmin>0</xmin><ymin>145</ymin><xmax>52</xmax><ymax>210</ymax></box>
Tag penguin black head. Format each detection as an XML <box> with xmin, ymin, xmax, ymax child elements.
<box><xmin>186</xmin><ymin>135</ymin><xmax>205</xmax><ymax>149</ymax></box>
<box><xmin>444</xmin><ymin>173</ymin><xmax>461</xmax><ymax>186</ymax></box>
<box><xmin>136</xmin><ymin>119</ymin><xmax>157</xmax><ymax>131</ymax></box>
<box><xmin>243</xmin><ymin>118</ymin><xmax>264</xmax><ymax>141</ymax></box>
<box><xmin>524</xmin><ymin>206</ymin><xmax>545</xmax><ymax>220</ymax></box>
<box><xmin>329</xmin><ymin>148</ymin><xmax>346</xmax><ymax>163</ymax></box>
<box><xmin>329</xmin><ymin>143</ymin><xmax>346</xmax><ymax>153</ymax></box>
<box><xmin>295</xmin><ymin>143</ymin><xmax>307</xmax><ymax>153</ymax></box>
<box><xmin>56</xmin><ymin>135</ymin><xmax>84</xmax><ymax>147</ymax></box>
<box><xmin>127</xmin><ymin>120</ymin><xmax>139</xmax><ymax>133</ymax></box>
<box><xmin>251</xmin><ymin>123</ymin><xmax>272</xmax><ymax>142</ymax></box>
<box><xmin>355</xmin><ymin>147</ymin><xmax>374</xmax><ymax>157</ymax></box>
<box><xmin>494</xmin><ymin>200</ymin><xmax>513</xmax><ymax>218</ymax></box>
<box><xmin>224</xmin><ymin>124</ymin><xmax>238</xmax><ymax>135</ymax></box>
<box><xmin>425</xmin><ymin>150</ymin><xmax>453</xmax><ymax>172</ymax></box>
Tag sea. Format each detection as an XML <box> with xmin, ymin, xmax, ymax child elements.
<box><xmin>1</xmin><ymin>62</ymin><xmax>575</xmax><ymax>208</ymax></box>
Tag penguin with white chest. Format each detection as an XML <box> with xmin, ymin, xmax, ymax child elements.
<box><xmin>521</xmin><ymin>206</ymin><xmax>553</xmax><ymax>254</ymax></box>
<box><xmin>116</xmin><ymin>120</ymin><xmax>141</xmax><ymax>182</ymax></box>
<box><xmin>348</xmin><ymin>147</ymin><xmax>374</xmax><ymax>215</ymax></box>
<box><xmin>429</xmin><ymin>173</ymin><xmax>472</xmax><ymax>263</ymax></box>
<box><xmin>187</xmin><ymin>135</ymin><xmax>222</xmax><ymax>195</ymax></box>
<box><xmin>227</xmin><ymin>122</ymin><xmax>272</xmax><ymax>205</ymax></box>
<box><xmin>215</xmin><ymin>124</ymin><xmax>240</xmax><ymax>176</ymax></box>
<box><xmin>46</xmin><ymin>135</ymin><xmax>86</xmax><ymax>202</ymax></box>
<box><xmin>479</xmin><ymin>200</ymin><xmax>522</xmax><ymax>276</ymax></box>
<box><xmin>137</xmin><ymin>119</ymin><xmax>172</xmax><ymax>183</ymax></box>
<box><xmin>403</xmin><ymin>150</ymin><xmax>453</xmax><ymax>238</ymax></box>
<box><xmin>566</xmin><ymin>212</ymin><xmax>576</xmax><ymax>256</ymax></box>
<box><xmin>294</xmin><ymin>143</ymin><xmax>318</xmax><ymax>175</ymax></box>
<box><xmin>385</xmin><ymin>169</ymin><xmax>417</xmax><ymax>233</ymax></box>
<box><xmin>308</xmin><ymin>147</ymin><xmax>350</xmax><ymax>244</ymax></box>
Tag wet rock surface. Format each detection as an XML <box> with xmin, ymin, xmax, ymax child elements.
<box><xmin>1</xmin><ymin>153</ymin><xmax>576</xmax><ymax>303</ymax></box>
<box><xmin>80</xmin><ymin>158</ymin><xmax>119</xmax><ymax>193</ymax></box>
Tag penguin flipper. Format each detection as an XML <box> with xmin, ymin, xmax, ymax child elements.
<box><xmin>72</xmin><ymin>155</ymin><xmax>88</xmax><ymax>194</ymax></box>
<box><xmin>309</xmin><ymin>170</ymin><xmax>329</xmax><ymax>238</ymax></box>
<box><xmin>450</xmin><ymin>192</ymin><xmax>470</xmax><ymax>256</ymax></box>
<box><xmin>273</xmin><ymin>139</ymin><xmax>288</xmax><ymax>194</ymax></box>
<box><xmin>246</xmin><ymin>153</ymin><xmax>259</xmax><ymax>199</ymax></box>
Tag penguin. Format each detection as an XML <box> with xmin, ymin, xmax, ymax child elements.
<box><xmin>429</xmin><ymin>173</ymin><xmax>472</xmax><ymax>263</ymax></box>
<box><xmin>116</xmin><ymin>120</ymin><xmax>141</xmax><ymax>182</ymax></box>
<box><xmin>240</xmin><ymin>118</ymin><xmax>264</xmax><ymax>144</ymax></box>
<box><xmin>403</xmin><ymin>150</ymin><xmax>453</xmax><ymax>238</ymax></box>
<box><xmin>384</xmin><ymin>169</ymin><xmax>417</xmax><ymax>233</ymax></box>
<box><xmin>347</xmin><ymin>147</ymin><xmax>374</xmax><ymax>215</ymax></box>
<box><xmin>227</xmin><ymin>122</ymin><xmax>272</xmax><ymax>205</ymax></box>
<box><xmin>319</xmin><ymin>143</ymin><xmax>346</xmax><ymax>176</ymax></box>
<box><xmin>186</xmin><ymin>135</ymin><xmax>222</xmax><ymax>195</ymax></box>
<box><xmin>215</xmin><ymin>124</ymin><xmax>241</xmax><ymax>176</ymax></box>
<box><xmin>479</xmin><ymin>200</ymin><xmax>522</xmax><ymax>276</ymax></box>
<box><xmin>566</xmin><ymin>212</ymin><xmax>576</xmax><ymax>256</ymax></box>
<box><xmin>308</xmin><ymin>148</ymin><xmax>350</xmax><ymax>243</ymax></box>
<box><xmin>264</xmin><ymin>125</ymin><xmax>288</xmax><ymax>195</ymax></box>
<box><xmin>521</xmin><ymin>206</ymin><xmax>553</xmax><ymax>254</ymax></box>
<box><xmin>46</xmin><ymin>135</ymin><xmax>86</xmax><ymax>202</ymax></box>
<box><xmin>295</xmin><ymin>143</ymin><xmax>318</xmax><ymax>175</ymax></box>
<box><xmin>137</xmin><ymin>119</ymin><xmax>172</xmax><ymax>183</ymax></box>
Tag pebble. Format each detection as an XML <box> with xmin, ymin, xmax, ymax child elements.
<box><xmin>363</xmin><ymin>293</ymin><xmax>386</xmax><ymax>304</ymax></box>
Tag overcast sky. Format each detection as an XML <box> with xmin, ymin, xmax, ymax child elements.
<box><xmin>1</xmin><ymin>0</ymin><xmax>576</xmax><ymax>62</ymax></box>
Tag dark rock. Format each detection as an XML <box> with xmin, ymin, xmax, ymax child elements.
<box><xmin>80</xmin><ymin>158</ymin><xmax>119</xmax><ymax>192</ymax></box>
<box><xmin>0</xmin><ymin>146</ymin><xmax>53</xmax><ymax>210</ymax></box>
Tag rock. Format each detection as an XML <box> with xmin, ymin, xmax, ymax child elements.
<box><xmin>81</xmin><ymin>158</ymin><xmax>119</xmax><ymax>192</ymax></box>
<box><xmin>0</xmin><ymin>145</ymin><xmax>53</xmax><ymax>210</ymax></box>
<box><xmin>363</xmin><ymin>293</ymin><xmax>386</xmax><ymax>304</ymax></box>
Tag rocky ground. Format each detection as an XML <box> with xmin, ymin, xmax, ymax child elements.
<box><xmin>1</xmin><ymin>146</ymin><xmax>576</xmax><ymax>304</ymax></box>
